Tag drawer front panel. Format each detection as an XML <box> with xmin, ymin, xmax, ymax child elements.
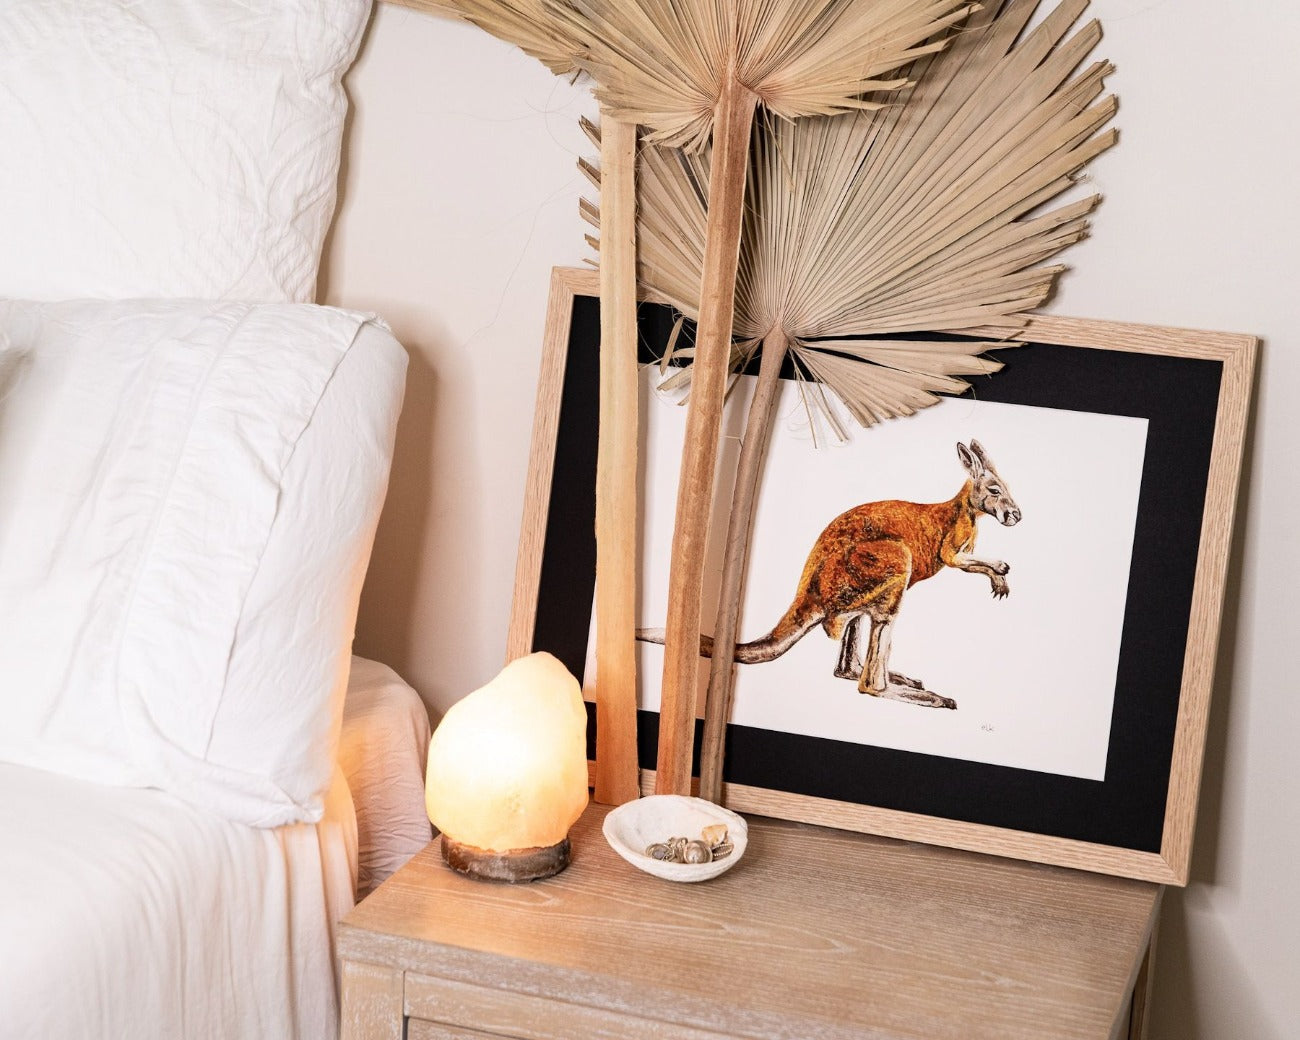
<box><xmin>404</xmin><ymin>973</ymin><xmax>734</xmax><ymax>1040</ymax></box>
<box><xmin>408</xmin><ymin>1020</ymin><xmax>517</xmax><ymax>1040</ymax></box>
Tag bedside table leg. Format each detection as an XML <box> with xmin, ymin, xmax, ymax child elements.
<box><xmin>341</xmin><ymin>960</ymin><xmax>404</xmax><ymax>1040</ymax></box>
<box><xmin>1127</xmin><ymin>917</ymin><xmax>1159</xmax><ymax>1040</ymax></box>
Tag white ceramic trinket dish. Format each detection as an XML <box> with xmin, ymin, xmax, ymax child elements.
<box><xmin>603</xmin><ymin>795</ymin><xmax>748</xmax><ymax>882</ymax></box>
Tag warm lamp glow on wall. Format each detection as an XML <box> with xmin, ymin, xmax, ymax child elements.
<box><xmin>425</xmin><ymin>652</ymin><xmax>590</xmax><ymax>882</ymax></box>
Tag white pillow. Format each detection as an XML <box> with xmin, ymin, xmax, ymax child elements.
<box><xmin>0</xmin><ymin>0</ymin><xmax>372</xmax><ymax>303</ymax></box>
<box><xmin>0</xmin><ymin>300</ymin><xmax>407</xmax><ymax>825</ymax></box>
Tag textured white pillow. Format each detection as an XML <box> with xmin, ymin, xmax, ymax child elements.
<box><xmin>0</xmin><ymin>0</ymin><xmax>372</xmax><ymax>302</ymax></box>
<box><xmin>0</xmin><ymin>300</ymin><xmax>406</xmax><ymax>825</ymax></box>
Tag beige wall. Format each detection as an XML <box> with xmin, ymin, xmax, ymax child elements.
<box><xmin>322</xmin><ymin>4</ymin><xmax>1299</xmax><ymax>1037</ymax></box>
<box><xmin>321</xmin><ymin>6</ymin><xmax>595</xmax><ymax>715</ymax></box>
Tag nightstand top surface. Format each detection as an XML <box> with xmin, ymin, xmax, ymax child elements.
<box><xmin>340</xmin><ymin>802</ymin><xmax>1159</xmax><ymax>1040</ymax></box>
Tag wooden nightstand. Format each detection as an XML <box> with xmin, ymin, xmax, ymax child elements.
<box><xmin>338</xmin><ymin>803</ymin><xmax>1160</xmax><ymax>1040</ymax></box>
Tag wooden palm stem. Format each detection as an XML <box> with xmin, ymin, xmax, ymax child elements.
<box><xmin>697</xmin><ymin>329</ymin><xmax>790</xmax><ymax>804</ymax></box>
<box><xmin>655</xmin><ymin>78</ymin><xmax>759</xmax><ymax>796</ymax></box>
<box><xmin>594</xmin><ymin>114</ymin><xmax>641</xmax><ymax>806</ymax></box>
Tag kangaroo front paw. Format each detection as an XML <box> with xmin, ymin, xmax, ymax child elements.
<box><xmin>991</xmin><ymin>559</ymin><xmax>1010</xmax><ymax>576</ymax></box>
<box><xmin>991</xmin><ymin>574</ymin><xmax>1010</xmax><ymax>599</ymax></box>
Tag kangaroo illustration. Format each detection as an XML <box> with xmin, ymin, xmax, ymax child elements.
<box><xmin>640</xmin><ymin>440</ymin><xmax>1021</xmax><ymax>709</ymax></box>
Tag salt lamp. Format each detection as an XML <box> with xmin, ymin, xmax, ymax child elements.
<box><xmin>425</xmin><ymin>652</ymin><xmax>590</xmax><ymax>881</ymax></box>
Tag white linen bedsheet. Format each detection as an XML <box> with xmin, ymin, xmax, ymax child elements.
<box><xmin>0</xmin><ymin>761</ymin><xmax>358</xmax><ymax>1040</ymax></box>
<box><xmin>339</xmin><ymin>657</ymin><xmax>434</xmax><ymax>896</ymax></box>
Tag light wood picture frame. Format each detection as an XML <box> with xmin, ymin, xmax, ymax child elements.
<box><xmin>509</xmin><ymin>267</ymin><xmax>1256</xmax><ymax>885</ymax></box>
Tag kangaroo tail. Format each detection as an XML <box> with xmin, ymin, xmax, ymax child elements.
<box><xmin>635</xmin><ymin>608</ymin><xmax>818</xmax><ymax>665</ymax></box>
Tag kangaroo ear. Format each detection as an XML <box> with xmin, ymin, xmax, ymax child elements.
<box><xmin>957</xmin><ymin>441</ymin><xmax>981</xmax><ymax>476</ymax></box>
<box><xmin>970</xmin><ymin>439</ymin><xmax>991</xmax><ymax>468</ymax></box>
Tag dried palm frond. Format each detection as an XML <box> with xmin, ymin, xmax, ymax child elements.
<box><xmin>558</xmin><ymin>0</ymin><xmax>975</xmax><ymax>796</ymax></box>
<box><xmin>592</xmin><ymin>0</ymin><xmax>1117</xmax><ymax>799</ymax></box>
<box><xmin>548</xmin><ymin>0</ymin><xmax>975</xmax><ymax>150</ymax></box>
<box><xmin>420</xmin><ymin>0</ymin><xmax>979</xmax><ymax>797</ymax></box>
<box><xmin>633</xmin><ymin>0</ymin><xmax>1115</xmax><ymax>417</ymax></box>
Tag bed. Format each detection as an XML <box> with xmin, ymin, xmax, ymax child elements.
<box><xmin>0</xmin><ymin>305</ymin><xmax>433</xmax><ymax>1038</ymax></box>
<box><xmin>0</xmin><ymin>655</ymin><xmax>431</xmax><ymax>1040</ymax></box>
<box><xmin>0</xmin><ymin>2</ymin><xmax>434</xmax><ymax>1037</ymax></box>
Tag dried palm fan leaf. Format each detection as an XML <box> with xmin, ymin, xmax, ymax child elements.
<box><xmin>548</xmin><ymin>0</ymin><xmax>976</xmax><ymax>151</ymax></box>
<box><xmin>554</xmin><ymin>0</ymin><xmax>976</xmax><ymax>797</ymax></box>
<box><xmin>419</xmin><ymin>0</ymin><xmax>975</xmax><ymax>798</ymax></box>
<box><xmin>596</xmin><ymin>0</ymin><xmax>1117</xmax><ymax>801</ymax></box>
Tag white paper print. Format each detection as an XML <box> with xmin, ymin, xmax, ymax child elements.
<box><xmin>609</xmin><ymin>368</ymin><xmax>1148</xmax><ymax>782</ymax></box>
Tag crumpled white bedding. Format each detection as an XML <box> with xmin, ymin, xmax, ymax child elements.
<box><xmin>339</xmin><ymin>657</ymin><xmax>434</xmax><ymax>896</ymax></box>
<box><xmin>0</xmin><ymin>761</ymin><xmax>358</xmax><ymax>1040</ymax></box>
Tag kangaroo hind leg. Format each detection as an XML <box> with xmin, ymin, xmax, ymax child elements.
<box><xmin>843</xmin><ymin>541</ymin><xmax>953</xmax><ymax>708</ymax></box>
<box><xmin>857</xmin><ymin>613</ymin><xmax>894</xmax><ymax>696</ymax></box>
<box><xmin>859</xmin><ymin>615</ymin><xmax>954</xmax><ymax>709</ymax></box>
<box><xmin>840</xmin><ymin>613</ymin><xmax>928</xmax><ymax>691</ymax></box>
<box><xmin>834</xmin><ymin>615</ymin><xmax>864</xmax><ymax>680</ymax></box>
<box><xmin>847</xmin><ymin>540</ymin><xmax>910</xmax><ymax>696</ymax></box>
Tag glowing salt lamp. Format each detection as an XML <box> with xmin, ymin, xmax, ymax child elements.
<box><xmin>425</xmin><ymin>652</ymin><xmax>590</xmax><ymax>882</ymax></box>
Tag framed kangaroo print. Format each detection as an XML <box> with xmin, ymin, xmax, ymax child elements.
<box><xmin>509</xmin><ymin>267</ymin><xmax>1257</xmax><ymax>885</ymax></box>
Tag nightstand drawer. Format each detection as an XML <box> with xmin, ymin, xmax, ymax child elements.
<box><xmin>408</xmin><ymin>1022</ymin><xmax>514</xmax><ymax>1040</ymax></box>
<box><xmin>405</xmin><ymin>974</ymin><xmax>729</xmax><ymax>1040</ymax></box>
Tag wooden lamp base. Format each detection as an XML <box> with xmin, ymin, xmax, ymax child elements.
<box><xmin>439</xmin><ymin>835</ymin><xmax>572</xmax><ymax>883</ymax></box>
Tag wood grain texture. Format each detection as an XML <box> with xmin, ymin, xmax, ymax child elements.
<box><xmin>506</xmin><ymin>267</ymin><xmax>671</xmax><ymax>660</ymax></box>
<box><xmin>1018</xmin><ymin>315</ymin><xmax>1258</xmax><ymax>885</ymax></box>
<box><xmin>629</xmin><ymin>767</ymin><xmax>1181</xmax><ymax>885</ymax></box>
<box><xmin>1126</xmin><ymin>908</ymin><xmax>1160</xmax><ymax>1040</ymax></box>
<box><xmin>408</xmin><ymin>1020</ymin><xmax>510</xmax><ymax>1040</ymax></box>
<box><xmin>657</xmin><ymin>82</ymin><xmax>759</xmax><ymax>796</ymax></box>
<box><xmin>698</xmin><ymin>330</ymin><xmax>789</xmax><ymax>804</ymax></box>
<box><xmin>407</xmin><ymin>974</ymin><xmax>732</xmax><ymax>1040</ymax></box>
<box><xmin>1155</xmin><ymin>328</ymin><xmax>1256</xmax><ymax>885</ymax></box>
<box><xmin>594</xmin><ymin>115</ymin><xmax>641</xmax><ymax>806</ymax></box>
<box><xmin>505</xmin><ymin>268</ymin><xmax>586</xmax><ymax>662</ymax></box>
<box><xmin>339</xmin><ymin>804</ymin><xmax>1160</xmax><ymax>1040</ymax></box>
<box><xmin>340</xmin><ymin>960</ymin><xmax>404</xmax><ymax>1040</ymax></box>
